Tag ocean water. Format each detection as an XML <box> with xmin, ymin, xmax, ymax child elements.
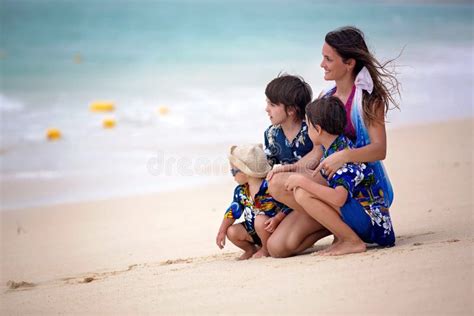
<box><xmin>1</xmin><ymin>0</ymin><xmax>473</xmax><ymax>209</ymax></box>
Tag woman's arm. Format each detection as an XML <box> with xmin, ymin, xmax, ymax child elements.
<box><xmin>346</xmin><ymin>105</ymin><xmax>387</xmax><ymax>162</ymax></box>
<box><xmin>315</xmin><ymin>105</ymin><xmax>386</xmax><ymax>178</ymax></box>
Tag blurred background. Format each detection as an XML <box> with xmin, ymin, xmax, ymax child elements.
<box><xmin>1</xmin><ymin>0</ymin><xmax>472</xmax><ymax>209</ymax></box>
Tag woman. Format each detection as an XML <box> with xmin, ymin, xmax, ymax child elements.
<box><xmin>267</xmin><ymin>26</ymin><xmax>400</xmax><ymax>257</ymax></box>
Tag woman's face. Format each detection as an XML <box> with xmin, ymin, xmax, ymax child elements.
<box><xmin>320</xmin><ymin>42</ymin><xmax>351</xmax><ymax>81</ymax></box>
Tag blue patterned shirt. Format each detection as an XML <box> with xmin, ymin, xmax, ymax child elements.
<box><xmin>264</xmin><ymin>121</ymin><xmax>313</xmax><ymax>166</ymax></box>
<box><xmin>321</xmin><ymin>135</ymin><xmax>394</xmax><ymax>245</ymax></box>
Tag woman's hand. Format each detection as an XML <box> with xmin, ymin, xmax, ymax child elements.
<box><xmin>266</xmin><ymin>170</ymin><xmax>276</xmax><ymax>181</ymax></box>
<box><xmin>313</xmin><ymin>149</ymin><xmax>348</xmax><ymax>179</ymax></box>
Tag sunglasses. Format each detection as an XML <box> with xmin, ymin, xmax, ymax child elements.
<box><xmin>230</xmin><ymin>168</ymin><xmax>241</xmax><ymax>176</ymax></box>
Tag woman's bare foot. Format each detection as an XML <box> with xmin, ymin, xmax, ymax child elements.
<box><xmin>237</xmin><ymin>247</ymin><xmax>258</xmax><ymax>260</ymax></box>
<box><xmin>252</xmin><ymin>248</ymin><xmax>270</xmax><ymax>259</ymax></box>
<box><xmin>320</xmin><ymin>240</ymin><xmax>366</xmax><ymax>256</ymax></box>
<box><xmin>315</xmin><ymin>241</ymin><xmax>341</xmax><ymax>255</ymax></box>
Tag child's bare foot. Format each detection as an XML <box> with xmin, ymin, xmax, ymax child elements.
<box><xmin>320</xmin><ymin>240</ymin><xmax>366</xmax><ymax>256</ymax></box>
<box><xmin>237</xmin><ymin>248</ymin><xmax>258</xmax><ymax>260</ymax></box>
<box><xmin>252</xmin><ymin>249</ymin><xmax>270</xmax><ymax>259</ymax></box>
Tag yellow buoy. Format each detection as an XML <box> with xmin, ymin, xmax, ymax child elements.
<box><xmin>158</xmin><ymin>105</ymin><xmax>169</xmax><ymax>115</ymax></box>
<box><xmin>102</xmin><ymin>118</ymin><xmax>116</xmax><ymax>129</ymax></box>
<box><xmin>90</xmin><ymin>101</ymin><xmax>115</xmax><ymax>112</ymax></box>
<box><xmin>46</xmin><ymin>128</ymin><xmax>61</xmax><ymax>141</ymax></box>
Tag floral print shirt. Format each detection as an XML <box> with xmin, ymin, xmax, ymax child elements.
<box><xmin>264</xmin><ymin>121</ymin><xmax>313</xmax><ymax>166</ymax></box>
<box><xmin>321</xmin><ymin>135</ymin><xmax>394</xmax><ymax>245</ymax></box>
<box><xmin>224</xmin><ymin>180</ymin><xmax>292</xmax><ymax>233</ymax></box>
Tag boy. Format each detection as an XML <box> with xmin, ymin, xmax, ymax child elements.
<box><xmin>285</xmin><ymin>96</ymin><xmax>395</xmax><ymax>256</ymax></box>
<box><xmin>215</xmin><ymin>144</ymin><xmax>291</xmax><ymax>259</ymax></box>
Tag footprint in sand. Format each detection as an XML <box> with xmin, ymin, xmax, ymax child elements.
<box><xmin>16</xmin><ymin>222</ymin><xmax>27</xmax><ymax>235</ymax></box>
<box><xmin>63</xmin><ymin>264</ymin><xmax>140</xmax><ymax>285</ymax></box>
<box><xmin>445</xmin><ymin>239</ymin><xmax>460</xmax><ymax>243</ymax></box>
<box><xmin>160</xmin><ymin>258</ymin><xmax>194</xmax><ymax>265</ymax></box>
<box><xmin>410</xmin><ymin>239</ymin><xmax>460</xmax><ymax>248</ymax></box>
<box><xmin>159</xmin><ymin>253</ymin><xmax>238</xmax><ymax>266</ymax></box>
<box><xmin>397</xmin><ymin>231</ymin><xmax>435</xmax><ymax>241</ymax></box>
<box><xmin>6</xmin><ymin>280</ymin><xmax>36</xmax><ymax>290</ymax></box>
<box><xmin>81</xmin><ymin>277</ymin><xmax>96</xmax><ymax>283</ymax></box>
<box><xmin>63</xmin><ymin>275</ymin><xmax>98</xmax><ymax>285</ymax></box>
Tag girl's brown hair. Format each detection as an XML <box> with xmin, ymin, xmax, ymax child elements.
<box><xmin>325</xmin><ymin>26</ymin><xmax>400</xmax><ymax>125</ymax></box>
<box><xmin>265</xmin><ymin>74</ymin><xmax>313</xmax><ymax>121</ymax></box>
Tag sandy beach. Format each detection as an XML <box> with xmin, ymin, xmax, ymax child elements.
<box><xmin>1</xmin><ymin>119</ymin><xmax>473</xmax><ymax>315</ymax></box>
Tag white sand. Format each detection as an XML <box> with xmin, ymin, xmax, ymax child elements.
<box><xmin>1</xmin><ymin>119</ymin><xmax>473</xmax><ymax>315</ymax></box>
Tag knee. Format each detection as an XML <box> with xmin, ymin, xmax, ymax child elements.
<box><xmin>226</xmin><ymin>225</ymin><xmax>239</xmax><ymax>241</ymax></box>
<box><xmin>293</xmin><ymin>187</ymin><xmax>310</xmax><ymax>204</ymax></box>
<box><xmin>268</xmin><ymin>232</ymin><xmax>309</xmax><ymax>258</ymax></box>
<box><xmin>267</xmin><ymin>237</ymin><xmax>290</xmax><ymax>258</ymax></box>
<box><xmin>268</xmin><ymin>174</ymin><xmax>286</xmax><ymax>199</ymax></box>
<box><xmin>266</xmin><ymin>237</ymin><xmax>279</xmax><ymax>257</ymax></box>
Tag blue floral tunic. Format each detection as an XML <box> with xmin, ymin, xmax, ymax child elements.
<box><xmin>264</xmin><ymin>121</ymin><xmax>313</xmax><ymax>166</ymax></box>
<box><xmin>321</xmin><ymin>135</ymin><xmax>395</xmax><ymax>247</ymax></box>
<box><xmin>224</xmin><ymin>180</ymin><xmax>291</xmax><ymax>236</ymax></box>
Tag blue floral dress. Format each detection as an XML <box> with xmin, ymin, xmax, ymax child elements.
<box><xmin>321</xmin><ymin>135</ymin><xmax>395</xmax><ymax>247</ymax></box>
<box><xmin>224</xmin><ymin>180</ymin><xmax>291</xmax><ymax>244</ymax></box>
<box><xmin>264</xmin><ymin>121</ymin><xmax>313</xmax><ymax>166</ymax></box>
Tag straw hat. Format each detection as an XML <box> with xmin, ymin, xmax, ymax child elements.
<box><xmin>228</xmin><ymin>144</ymin><xmax>272</xmax><ymax>178</ymax></box>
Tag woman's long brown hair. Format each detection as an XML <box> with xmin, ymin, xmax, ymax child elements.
<box><xmin>325</xmin><ymin>26</ymin><xmax>401</xmax><ymax>125</ymax></box>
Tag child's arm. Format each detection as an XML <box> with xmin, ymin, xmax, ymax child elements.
<box><xmin>216</xmin><ymin>185</ymin><xmax>243</xmax><ymax>249</ymax></box>
<box><xmin>266</xmin><ymin>163</ymin><xmax>296</xmax><ymax>181</ymax></box>
<box><xmin>217</xmin><ymin>186</ymin><xmax>244</xmax><ymax>249</ymax></box>
<box><xmin>216</xmin><ymin>218</ymin><xmax>235</xmax><ymax>249</ymax></box>
<box><xmin>264</xmin><ymin>211</ymin><xmax>286</xmax><ymax>233</ymax></box>
<box><xmin>285</xmin><ymin>174</ymin><xmax>348</xmax><ymax>207</ymax></box>
<box><xmin>266</xmin><ymin>146</ymin><xmax>323</xmax><ymax>181</ymax></box>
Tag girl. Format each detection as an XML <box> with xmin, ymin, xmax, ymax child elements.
<box><xmin>255</xmin><ymin>74</ymin><xmax>317</xmax><ymax>242</ymax></box>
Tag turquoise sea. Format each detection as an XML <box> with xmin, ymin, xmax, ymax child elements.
<box><xmin>1</xmin><ymin>0</ymin><xmax>473</xmax><ymax>209</ymax></box>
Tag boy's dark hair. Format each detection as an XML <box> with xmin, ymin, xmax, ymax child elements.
<box><xmin>306</xmin><ymin>96</ymin><xmax>347</xmax><ymax>135</ymax></box>
<box><xmin>265</xmin><ymin>74</ymin><xmax>313</xmax><ymax>121</ymax></box>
